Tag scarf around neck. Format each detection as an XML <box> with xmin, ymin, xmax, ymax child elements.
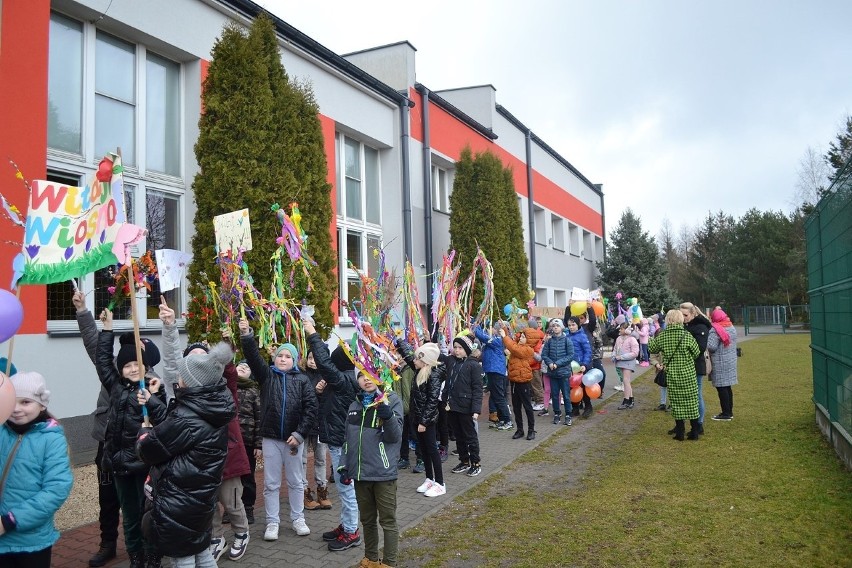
<box><xmin>710</xmin><ymin>309</ymin><xmax>732</xmax><ymax>346</ymax></box>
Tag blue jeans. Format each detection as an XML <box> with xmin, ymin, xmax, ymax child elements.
<box><xmin>487</xmin><ymin>373</ymin><xmax>511</xmax><ymax>423</ymax></box>
<box><xmin>697</xmin><ymin>375</ymin><xmax>705</xmax><ymax>423</ymax></box>
<box><xmin>171</xmin><ymin>549</ymin><xmax>218</xmax><ymax>568</ymax></box>
<box><xmin>550</xmin><ymin>376</ymin><xmax>571</xmax><ymax>417</ymax></box>
<box><xmin>659</xmin><ymin>386</ymin><xmax>667</xmax><ymax>404</ymax></box>
<box><xmin>329</xmin><ymin>445</ymin><xmax>359</xmax><ymax>534</ymax></box>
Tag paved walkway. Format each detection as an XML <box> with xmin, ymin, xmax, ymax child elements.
<box><xmin>52</xmin><ymin>358</ymin><xmax>641</xmax><ymax>567</ymax></box>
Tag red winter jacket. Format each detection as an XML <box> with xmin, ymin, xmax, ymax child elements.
<box><xmin>222</xmin><ymin>362</ymin><xmax>250</xmax><ymax>480</ymax></box>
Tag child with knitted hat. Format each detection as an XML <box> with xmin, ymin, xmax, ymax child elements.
<box><xmin>136</xmin><ymin>337</ymin><xmax>235</xmax><ymax>567</ymax></box>
<box><xmin>238</xmin><ymin>317</ymin><xmax>318</xmax><ymax>542</ymax></box>
<box><xmin>0</xmin><ymin>372</ymin><xmax>73</xmax><ymax>567</ymax></box>
<box><xmin>444</xmin><ymin>332</ymin><xmax>484</xmax><ymax>477</ymax></box>
<box><xmin>96</xmin><ymin>308</ymin><xmax>168</xmax><ymax>568</ymax></box>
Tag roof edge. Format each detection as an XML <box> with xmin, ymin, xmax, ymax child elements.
<box><xmin>416</xmin><ymin>83</ymin><xmax>498</xmax><ymax>141</ymax></box>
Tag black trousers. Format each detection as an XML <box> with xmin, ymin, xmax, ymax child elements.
<box><xmin>0</xmin><ymin>547</ymin><xmax>52</xmax><ymax>568</ymax></box>
<box><xmin>716</xmin><ymin>385</ymin><xmax>734</xmax><ymax>416</ymax></box>
<box><xmin>415</xmin><ymin>421</ymin><xmax>444</xmax><ymax>485</ymax></box>
<box><xmin>448</xmin><ymin>410</ymin><xmax>480</xmax><ymax>465</ymax></box>
<box><xmin>511</xmin><ymin>382</ymin><xmax>535</xmax><ymax>432</ymax></box>
<box><xmin>241</xmin><ymin>445</ymin><xmax>257</xmax><ymax>509</ymax></box>
<box><xmin>95</xmin><ymin>441</ymin><xmax>120</xmax><ymax>545</ymax></box>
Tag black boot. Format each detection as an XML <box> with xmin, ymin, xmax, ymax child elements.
<box><xmin>687</xmin><ymin>419</ymin><xmax>700</xmax><ymax>440</ymax></box>
<box><xmin>672</xmin><ymin>420</ymin><xmax>685</xmax><ymax>441</ymax></box>
<box><xmin>146</xmin><ymin>554</ymin><xmax>163</xmax><ymax>568</ymax></box>
<box><xmin>697</xmin><ymin>422</ymin><xmax>705</xmax><ymax>435</ymax></box>
<box><xmin>128</xmin><ymin>551</ymin><xmax>146</xmax><ymax>568</ymax></box>
<box><xmin>88</xmin><ymin>543</ymin><xmax>117</xmax><ymax>567</ymax></box>
<box><xmin>245</xmin><ymin>506</ymin><xmax>255</xmax><ymax>524</ymax></box>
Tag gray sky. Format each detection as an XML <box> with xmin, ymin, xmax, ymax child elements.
<box><xmin>258</xmin><ymin>0</ymin><xmax>852</xmax><ymax>239</ymax></box>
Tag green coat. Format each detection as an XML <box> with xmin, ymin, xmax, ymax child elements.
<box><xmin>649</xmin><ymin>324</ymin><xmax>700</xmax><ymax>420</ymax></box>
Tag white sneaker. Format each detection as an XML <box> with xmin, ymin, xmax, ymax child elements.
<box><xmin>614</xmin><ymin>384</ymin><xmax>624</xmax><ymax>391</ymax></box>
<box><xmin>264</xmin><ymin>523</ymin><xmax>279</xmax><ymax>541</ymax></box>
<box><xmin>424</xmin><ymin>482</ymin><xmax>446</xmax><ymax>497</ymax></box>
<box><xmin>416</xmin><ymin>479</ymin><xmax>434</xmax><ymax>493</ymax></box>
<box><xmin>293</xmin><ymin>518</ymin><xmax>311</xmax><ymax>536</ymax></box>
<box><xmin>209</xmin><ymin>537</ymin><xmax>227</xmax><ymax>561</ymax></box>
<box><xmin>229</xmin><ymin>532</ymin><xmax>250</xmax><ymax>561</ymax></box>
<box><xmin>532</xmin><ymin>403</ymin><xmax>545</xmax><ymax>411</ymax></box>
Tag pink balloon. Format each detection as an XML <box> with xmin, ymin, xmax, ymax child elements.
<box><xmin>0</xmin><ymin>373</ymin><xmax>15</xmax><ymax>423</ymax></box>
<box><xmin>0</xmin><ymin>289</ymin><xmax>24</xmax><ymax>343</ymax></box>
<box><xmin>569</xmin><ymin>373</ymin><xmax>583</xmax><ymax>388</ymax></box>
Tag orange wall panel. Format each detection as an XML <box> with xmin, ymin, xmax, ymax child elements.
<box><xmin>318</xmin><ymin>113</ymin><xmax>339</xmax><ymax>324</ymax></box>
<box><xmin>0</xmin><ymin>0</ymin><xmax>50</xmax><ymax>334</ymax></box>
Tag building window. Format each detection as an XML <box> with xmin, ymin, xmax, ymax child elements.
<box><xmin>595</xmin><ymin>236</ymin><xmax>604</xmax><ymax>261</ymax></box>
<box><xmin>95</xmin><ymin>31</ymin><xmax>137</xmax><ymax>165</ymax></box>
<box><xmin>44</xmin><ymin>171</ymin><xmax>84</xmax><ymax>322</ymax></box>
<box><xmin>534</xmin><ymin>207</ymin><xmax>547</xmax><ymax>245</ymax></box>
<box><xmin>146</xmin><ymin>53</ymin><xmax>181</xmax><ymax>176</ymax></box>
<box><xmin>551</xmin><ymin>215</ymin><xmax>565</xmax><ymax>251</ymax></box>
<box><xmin>47</xmin><ymin>13</ymin><xmax>83</xmax><ymax>154</ymax></box>
<box><xmin>568</xmin><ymin>223</ymin><xmax>580</xmax><ymax>256</ymax></box>
<box><xmin>336</xmin><ymin>133</ymin><xmax>382</xmax><ymax>318</ymax></box>
<box><xmin>554</xmin><ymin>289</ymin><xmax>567</xmax><ymax>308</ymax></box>
<box><xmin>46</xmin><ymin>13</ymin><xmax>186</xmax><ymax>329</ymax></box>
<box><xmin>582</xmin><ymin>230</ymin><xmax>593</xmax><ymax>261</ymax></box>
<box><xmin>432</xmin><ymin>165</ymin><xmax>449</xmax><ymax>213</ymax></box>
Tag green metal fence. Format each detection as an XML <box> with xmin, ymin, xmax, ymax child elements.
<box><xmin>743</xmin><ymin>305</ymin><xmax>811</xmax><ymax>335</ymax></box>
<box><xmin>806</xmin><ymin>158</ymin><xmax>852</xmax><ymax>440</ymax></box>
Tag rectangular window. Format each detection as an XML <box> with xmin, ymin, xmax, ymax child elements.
<box><xmin>367</xmin><ymin>235</ymin><xmax>382</xmax><ymax>276</ymax></box>
<box><xmin>344</xmin><ymin>137</ymin><xmax>362</xmax><ymax>220</ymax></box>
<box><xmin>551</xmin><ymin>215</ymin><xmax>565</xmax><ymax>251</ymax></box>
<box><xmin>595</xmin><ymin>236</ymin><xmax>604</xmax><ymax>261</ymax></box>
<box><xmin>534</xmin><ymin>207</ymin><xmax>547</xmax><ymax>244</ymax></box>
<box><xmin>365</xmin><ymin>147</ymin><xmax>380</xmax><ymax>224</ymax></box>
<box><xmin>568</xmin><ymin>223</ymin><xmax>580</xmax><ymax>256</ymax></box>
<box><xmin>94</xmin><ymin>185</ymin><xmax>136</xmax><ymax>321</ymax></box>
<box><xmin>48</xmin><ymin>13</ymin><xmax>83</xmax><ymax>154</ymax></box>
<box><xmin>554</xmin><ymin>289</ymin><xmax>567</xmax><ymax>308</ymax></box>
<box><xmin>45</xmin><ymin>171</ymin><xmax>84</xmax><ymax>321</ymax></box>
<box><xmin>145</xmin><ymin>53</ymin><xmax>180</xmax><ymax>176</ymax></box>
<box><xmin>95</xmin><ymin>31</ymin><xmax>136</xmax><ymax>164</ymax></box>
<box><xmin>145</xmin><ymin>190</ymin><xmax>181</xmax><ymax>317</ymax></box>
<box><xmin>432</xmin><ymin>165</ymin><xmax>449</xmax><ymax>213</ymax></box>
<box><xmin>582</xmin><ymin>230</ymin><xmax>593</xmax><ymax>260</ymax></box>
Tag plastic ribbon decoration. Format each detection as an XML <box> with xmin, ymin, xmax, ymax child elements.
<box><xmin>401</xmin><ymin>260</ymin><xmax>427</xmax><ymax>348</ymax></box>
<box><xmin>458</xmin><ymin>246</ymin><xmax>496</xmax><ymax>331</ymax></box>
<box><xmin>337</xmin><ymin>308</ymin><xmax>402</xmax><ymax>398</ymax></box>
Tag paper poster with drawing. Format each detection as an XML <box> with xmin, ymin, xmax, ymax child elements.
<box><xmin>213</xmin><ymin>209</ymin><xmax>252</xmax><ymax>256</ymax></box>
<box><xmin>571</xmin><ymin>287</ymin><xmax>590</xmax><ymax>302</ymax></box>
<box><xmin>13</xmin><ymin>153</ymin><xmax>146</xmax><ymax>287</ymax></box>
<box><xmin>154</xmin><ymin>249</ymin><xmax>192</xmax><ymax>292</ymax></box>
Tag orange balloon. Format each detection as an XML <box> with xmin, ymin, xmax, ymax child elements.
<box><xmin>591</xmin><ymin>300</ymin><xmax>605</xmax><ymax>317</ymax></box>
<box><xmin>586</xmin><ymin>383</ymin><xmax>602</xmax><ymax>399</ymax></box>
<box><xmin>570</xmin><ymin>386</ymin><xmax>584</xmax><ymax>403</ymax></box>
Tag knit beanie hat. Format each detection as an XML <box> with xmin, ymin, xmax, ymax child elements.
<box><xmin>453</xmin><ymin>334</ymin><xmax>474</xmax><ymax>356</ymax></box>
<box><xmin>0</xmin><ymin>357</ymin><xmax>17</xmax><ymax>376</ymax></box>
<box><xmin>10</xmin><ymin>371</ymin><xmax>51</xmax><ymax>407</ymax></box>
<box><xmin>568</xmin><ymin>316</ymin><xmax>582</xmax><ymax>328</ymax></box>
<box><xmin>329</xmin><ymin>345</ymin><xmax>355</xmax><ymax>372</ymax></box>
<box><xmin>275</xmin><ymin>343</ymin><xmax>299</xmax><ymax>362</ymax></box>
<box><xmin>177</xmin><ymin>342</ymin><xmax>231</xmax><ymax>388</ymax></box>
<box><xmin>116</xmin><ymin>333</ymin><xmax>160</xmax><ymax>371</ymax></box>
<box><xmin>183</xmin><ymin>342</ymin><xmax>210</xmax><ymax>357</ymax></box>
<box><xmin>527</xmin><ymin>318</ymin><xmax>540</xmax><ymax>330</ymax></box>
<box><xmin>415</xmin><ymin>343</ymin><xmax>441</xmax><ymax>367</ymax></box>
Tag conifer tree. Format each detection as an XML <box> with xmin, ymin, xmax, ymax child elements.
<box><xmin>596</xmin><ymin>208</ymin><xmax>678</xmax><ymax>312</ymax></box>
<box><xmin>186</xmin><ymin>16</ymin><xmax>336</xmax><ymax>339</ymax></box>
<box><xmin>449</xmin><ymin>147</ymin><xmax>530</xmax><ymax>310</ymax></box>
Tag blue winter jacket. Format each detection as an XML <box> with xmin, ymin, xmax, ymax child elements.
<box><xmin>567</xmin><ymin>328</ymin><xmax>592</xmax><ymax>368</ymax></box>
<box><xmin>540</xmin><ymin>333</ymin><xmax>575</xmax><ymax>380</ymax></box>
<box><xmin>0</xmin><ymin>419</ymin><xmax>73</xmax><ymax>554</ymax></box>
<box><xmin>473</xmin><ymin>326</ymin><xmax>507</xmax><ymax>375</ymax></box>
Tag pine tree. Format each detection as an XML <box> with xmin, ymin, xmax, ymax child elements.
<box><xmin>449</xmin><ymin>147</ymin><xmax>530</xmax><ymax>310</ymax></box>
<box><xmin>596</xmin><ymin>208</ymin><xmax>678</xmax><ymax>312</ymax></box>
<box><xmin>186</xmin><ymin>16</ymin><xmax>336</xmax><ymax>340</ymax></box>
<box><xmin>825</xmin><ymin>115</ymin><xmax>852</xmax><ymax>181</ymax></box>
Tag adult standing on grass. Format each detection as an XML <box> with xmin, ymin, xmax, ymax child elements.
<box><xmin>680</xmin><ymin>302</ymin><xmax>712</xmax><ymax>435</ymax></box>
<box><xmin>649</xmin><ymin>310</ymin><xmax>701</xmax><ymax>441</ymax></box>
<box><xmin>707</xmin><ymin>308</ymin><xmax>738</xmax><ymax>421</ymax></box>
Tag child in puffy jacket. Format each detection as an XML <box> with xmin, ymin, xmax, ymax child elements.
<box><xmin>339</xmin><ymin>367</ymin><xmax>403</xmax><ymax>567</ymax></box>
<box><xmin>612</xmin><ymin>322</ymin><xmax>640</xmax><ymax>409</ymax></box>
<box><xmin>0</xmin><ymin>372</ymin><xmax>73</xmax><ymax>568</ymax></box>
<box><xmin>566</xmin><ymin>316</ymin><xmax>593</xmax><ymax>419</ymax></box>
<box><xmin>501</xmin><ymin>328</ymin><xmax>536</xmax><ymax>440</ymax></box>
<box><xmin>238</xmin><ymin>318</ymin><xmax>317</xmax><ymax>542</ymax></box>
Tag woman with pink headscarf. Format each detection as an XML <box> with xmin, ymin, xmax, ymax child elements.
<box><xmin>707</xmin><ymin>308</ymin><xmax>738</xmax><ymax>421</ymax></box>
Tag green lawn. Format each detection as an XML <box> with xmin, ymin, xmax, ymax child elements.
<box><xmin>402</xmin><ymin>334</ymin><xmax>852</xmax><ymax>567</ymax></box>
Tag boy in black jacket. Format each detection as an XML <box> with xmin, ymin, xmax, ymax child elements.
<box><xmin>444</xmin><ymin>333</ymin><xmax>484</xmax><ymax>477</ymax></box>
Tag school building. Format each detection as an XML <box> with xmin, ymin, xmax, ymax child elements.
<box><xmin>0</xmin><ymin>0</ymin><xmax>605</xmax><ymax>455</ymax></box>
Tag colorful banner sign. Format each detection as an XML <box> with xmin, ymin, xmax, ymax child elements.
<box><xmin>213</xmin><ymin>208</ymin><xmax>252</xmax><ymax>256</ymax></box>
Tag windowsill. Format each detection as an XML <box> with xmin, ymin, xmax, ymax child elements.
<box><xmin>553</xmin><ymin>246</ymin><xmax>565</xmax><ymax>253</ymax></box>
<box><xmin>535</xmin><ymin>240</ymin><xmax>547</xmax><ymax>246</ymax></box>
<box><xmin>47</xmin><ymin>319</ymin><xmax>187</xmax><ymax>337</ymax></box>
<box><xmin>432</xmin><ymin>208</ymin><xmax>450</xmax><ymax>216</ymax></box>
<box><xmin>569</xmin><ymin>252</ymin><xmax>581</xmax><ymax>258</ymax></box>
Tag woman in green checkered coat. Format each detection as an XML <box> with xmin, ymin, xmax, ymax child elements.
<box><xmin>649</xmin><ymin>309</ymin><xmax>700</xmax><ymax>441</ymax></box>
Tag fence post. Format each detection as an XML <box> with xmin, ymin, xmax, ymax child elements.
<box><xmin>744</xmin><ymin>306</ymin><xmax>749</xmax><ymax>336</ymax></box>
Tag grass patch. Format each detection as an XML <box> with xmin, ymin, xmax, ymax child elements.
<box><xmin>400</xmin><ymin>335</ymin><xmax>852</xmax><ymax>567</ymax></box>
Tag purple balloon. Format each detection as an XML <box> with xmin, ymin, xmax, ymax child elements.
<box><xmin>0</xmin><ymin>289</ymin><xmax>24</xmax><ymax>344</ymax></box>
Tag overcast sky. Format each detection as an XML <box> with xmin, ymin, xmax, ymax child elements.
<box><xmin>258</xmin><ymin>0</ymin><xmax>852</xmax><ymax>239</ymax></box>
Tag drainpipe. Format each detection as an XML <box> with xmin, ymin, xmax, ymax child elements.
<box><xmin>595</xmin><ymin>183</ymin><xmax>606</xmax><ymax>265</ymax></box>
<box><xmin>417</xmin><ymin>85</ymin><xmax>435</xmax><ymax>329</ymax></box>
<box><xmin>525</xmin><ymin>130</ymin><xmax>537</xmax><ymax>293</ymax></box>
<box><xmin>400</xmin><ymin>97</ymin><xmax>413</xmax><ymax>263</ymax></box>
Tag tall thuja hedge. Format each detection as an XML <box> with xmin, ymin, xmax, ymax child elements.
<box><xmin>449</xmin><ymin>147</ymin><xmax>530</xmax><ymax>311</ymax></box>
<box><xmin>186</xmin><ymin>16</ymin><xmax>336</xmax><ymax>340</ymax></box>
